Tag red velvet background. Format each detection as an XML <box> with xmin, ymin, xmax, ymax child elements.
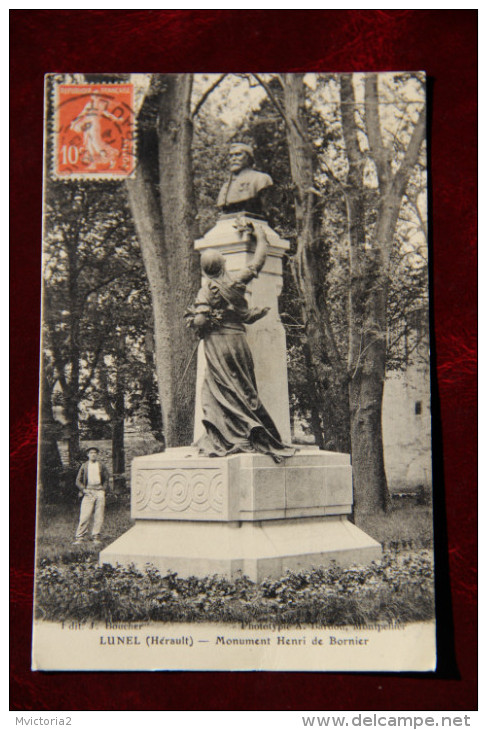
<box><xmin>10</xmin><ymin>10</ymin><xmax>477</xmax><ymax>711</ymax></box>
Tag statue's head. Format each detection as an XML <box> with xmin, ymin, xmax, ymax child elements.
<box><xmin>201</xmin><ymin>249</ymin><xmax>226</xmax><ymax>278</ymax></box>
<box><xmin>228</xmin><ymin>142</ymin><xmax>254</xmax><ymax>173</ymax></box>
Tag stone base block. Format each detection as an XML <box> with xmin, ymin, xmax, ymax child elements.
<box><xmin>131</xmin><ymin>447</ymin><xmax>353</xmax><ymax>522</ymax></box>
<box><xmin>195</xmin><ymin>215</ymin><xmax>290</xmax><ymax>257</ymax></box>
<box><xmin>100</xmin><ymin>516</ymin><xmax>381</xmax><ymax>582</ymax></box>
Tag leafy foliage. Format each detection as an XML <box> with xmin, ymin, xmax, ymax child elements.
<box><xmin>41</xmin><ymin>177</ymin><xmax>162</xmax><ymax>497</ymax></box>
<box><xmin>36</xmin><ymin>552</ymin><xmax>434</xmax><ymax>625</ymax></box>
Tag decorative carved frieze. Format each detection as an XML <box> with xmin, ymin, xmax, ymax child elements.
<box><xmin>134</xmin><ymin>468</ymin><xmax>224</xmax><ymax>515</ymax></box>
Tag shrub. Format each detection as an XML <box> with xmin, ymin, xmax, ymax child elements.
<box><xmin>35</xmin><ymin>551</ymin><xmax>435</xmax><ymax>626</ymax></box>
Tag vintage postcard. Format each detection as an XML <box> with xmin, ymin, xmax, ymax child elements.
<box><xmin>32</xmin><ymin>72</ymin><xmax>434</xmax><ymax>672</ymax></box>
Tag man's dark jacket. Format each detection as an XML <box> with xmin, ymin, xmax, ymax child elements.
<box><xmin>75</xmin><ymin>460</ymin><xmax>110</xmax><ymax>491</ymax></box>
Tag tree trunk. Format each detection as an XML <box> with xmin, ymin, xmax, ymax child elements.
<box><xmin>39</xmin><ymin>367</ymin><xmax>63</xmax><ymax>502</ymax></box>
<box><xmin>112</xmin><ymin>416</ymin><xmax>125</xmax><ymax>491</ymax></box>
<box><xmin>45</xmin><ymin>284</ymin><xmax>80</xmax><ymax>467</ymax></box>
<box><xmin>67</xmin><ymin>238</ymin><xmax>81</xmax><ymax>465</ymax></box>
<box><xmin>112</xmin><ymin>347</ymin><xmax>125</xmax><ymax>492</ymax></box>
<box><xmin>340</xmin><ymin>73</ymin><xmax>426</xmax><ymax>515</ymax></box>
<box><xmin>65</xmin><ymin>399</ymin><xmax>79</xmax><ymax>464</ymax></box>
<box><xmin>282</xmin><ymin>73</ymin><xmax>350</xmax><ymax>452</ymax></box>
<box><xmin>340</xmin><ymin>74</ymin><xmax>390</xmax><ymax>514</ymax></box>
<box><xmin>349</xmin><ymin>188</ymin><xmax>413</xmax><ymax>515</ymax></box>
<box><xmin>158</xmin><ymin>75</ymin><xmax>200</xmax><ymax>445</ymax></box>
<box><xmin>142</xmin><ymin>322</ymin><xmax>164</xmax><ymax>441</ymax></box>
<box><xmin>126</xmin><ymin>74</ymin><xmax>200</xmax><ymax>447</ymax></box>
<box><xmin>302</xmin><ymin>340</ymin><xmax>325</xmax><ymax>449</ymax></box>
<box><xmin>348</xmin><ymin>279</ymin><xmax>391</xmax><ymax>513</ymax></box>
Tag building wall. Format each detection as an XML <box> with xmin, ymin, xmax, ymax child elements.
<box><xmin>382</xmin><ymin>363</ymin><xmax>432</xmax><ymax>493</ymax></box>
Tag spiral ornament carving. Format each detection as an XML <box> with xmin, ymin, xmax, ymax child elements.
<box><xmin>134</xmin><ymin>468</ymin><xmax>224</xmax><ymax>515</ymax></box>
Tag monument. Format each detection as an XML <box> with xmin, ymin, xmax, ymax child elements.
<box><xmin>100</xmin><ymin>143</ymin><xmax>381</xmax><ymax>580</ymax></box>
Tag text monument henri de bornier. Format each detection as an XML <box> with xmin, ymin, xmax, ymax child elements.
<box><xmin>101</xmin><ymin>143</ymin><xmax>381</xmax><ymax>580</ymax></box>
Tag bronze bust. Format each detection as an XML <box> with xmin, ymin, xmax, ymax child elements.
<box><xmin>216</xmin><ymin>143</ymin><xmax>273</xmax><ymax>217</ymax></box>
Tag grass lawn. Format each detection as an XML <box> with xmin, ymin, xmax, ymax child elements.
<box><xmin>36</xmin><ymin>493</ymin><xmax>433</xmax><ymax>565</ymax></box>
<box><xmin>355</xmin><ymin>497</ymin><xmax>433</xmax><ymax>552</ymax></box>
<box><xmin>36</xmin><ymin>498</ymin><xmax>134</xmax><ymax>563</ymax></box>
<box><xmin>36</xmin><ymin>435</ymin><xmax>163</xmax><ymax>562</ymax></box>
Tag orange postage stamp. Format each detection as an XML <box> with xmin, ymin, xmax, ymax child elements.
<box><xmin>53</xmin><ymin>82</ymin><xmax>136</xmax><ymax>179</ymax></box>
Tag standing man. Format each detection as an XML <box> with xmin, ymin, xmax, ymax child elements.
<box><xmin>73</xmin><ymin>447</ymin><xmax>110</xmax><ymax>546</ymax></box>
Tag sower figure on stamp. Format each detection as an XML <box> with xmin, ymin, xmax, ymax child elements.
<box><xmin>186</xmin><ymin>221</ymin><xmax>295</xmax><ymax>463</ymax></box>
<box><xmin>73</xmin><ymin>447</ymin><xmax>111</xmax><ymax>546</ymax></box>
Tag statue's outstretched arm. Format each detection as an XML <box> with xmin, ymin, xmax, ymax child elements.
<box><xmin>250</xmin><ymin>224</ymin><xmax>269</xmax><ymax>274</ymax></box>
<box><xmin>234</xmin><ymin>221</ymin><xmax>269</xmax><ymax>284</ymax></box>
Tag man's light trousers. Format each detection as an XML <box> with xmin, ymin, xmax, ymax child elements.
<box><xmin>75</xmin><ymin>489</ymin><xmax>105</xmax><ymax>539</ymax></box>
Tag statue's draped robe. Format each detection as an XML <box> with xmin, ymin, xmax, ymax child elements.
<box><xmin>192</xmin><ymin>267</ymin><xmax>294</xmax><ymax>462</ymax></box>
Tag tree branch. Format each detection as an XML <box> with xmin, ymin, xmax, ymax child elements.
<box><xmin>251</xmin><ymin>73</ymin><xmax>310</xmax><ymax>146</ymax></box>
<box><xmin>75</xmin><ymin>220</ymin><xmax>128</xmax><ymax>277</ymax></box>
<box><xmin>404</xmin><ymin>192</ymin><xmax>428</xmax><ymax>240</ymax></box>
<box><xmin>394</xmin><ymin>105</ymin><xmax>426</xmax><ymax>193</ymax></box>
<box><xmin>339</xmin><ymin>74</ymin><xmax>363</xmax><ymax>188</ymax></box>
<box><xmin>44</xmin><ymin>309</ymin><xmax>68</xmax><ymax>395</ymax></box>
<box><xmin>319</xmin><ymin>155</ymin><xmax>349</xmax><ymax>193</ymax></box>
<box><xmin>364</xmin><ymin>74</ymin><xmax>389</xmax><ymax>189</ymax></box>
<box><xmin>191</xmin><ymin>74</ymin><xmax>227</xmax><ymax>118</ymax></box>
<box><xmin>80</xmin><ymin>271</ymin><xmax>131</xmax><ymax>304</ymax></box>
<box><xmin>98</xmin><ymin>362</ymin><xmax>115</xmax><ymax>419</ymax></box>
<box><xmin>252</xmin><ymin>73</ymin><xmax>287</xmax><ymax>122</ymax></box>
<box><xmin>79</xmin><ymin>343</ymin><xmax>103</xmax><ymax>397</ymax></box>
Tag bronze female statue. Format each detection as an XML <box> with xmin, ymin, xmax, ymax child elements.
<box><xmin>186</xmin><ymin>222</ymin><xmax>294</xmax><ymax>463</ymax></box>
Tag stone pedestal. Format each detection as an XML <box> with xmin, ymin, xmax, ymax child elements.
<box><xmin>194</xmin><ymin>214</ymin><xmax>291</xmax><ymax>443</ymax></box>
<box><xmin>100</xmin><ymin>448</ymin><xmax>381</xmax><ymax>580</ymax></box>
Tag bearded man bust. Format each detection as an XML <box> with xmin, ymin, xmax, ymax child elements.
<box><xmin>216</xmin><ymin>142</ymin><xmax>273</xmax><ymax>217</ymax></box>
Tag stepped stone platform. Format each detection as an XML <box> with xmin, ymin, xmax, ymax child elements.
<box><xmin>100</xmin><ymin>447</ymin><xmax>381</xmax><ymax>581</ymax></box>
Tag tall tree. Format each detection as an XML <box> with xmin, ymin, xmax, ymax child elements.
<box><xmin>340</xmin><ymin>73</ymin><xmax>426</xmax><ymax>513</ymax></box>
<box><xmin>89</xmin><ymin>288</ymin><xmax>153</xmax><ymax>490</ymax></box>
<box><xmin>126</xmin><ymin>74</ymin><xmax>200</xmax><ymax>447</ymax></box>
<box><xmin>43</xmin><ymin>181</ymin><xmax>145</xmax><ymax>465</ymax></box>
<box><xmin>280</xmin><ymin>73</ymin><xmax>351</xmax><ymax>452</ymax></box>
<box><xmin>38</xmin><ymin>356</ymin><xmax>63</xmax><ymax>501</ymax></box>
<box><xmin>255</xmin><ymin>72</ymin><xmax>426</xmax><ymax>514</ymax></box>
